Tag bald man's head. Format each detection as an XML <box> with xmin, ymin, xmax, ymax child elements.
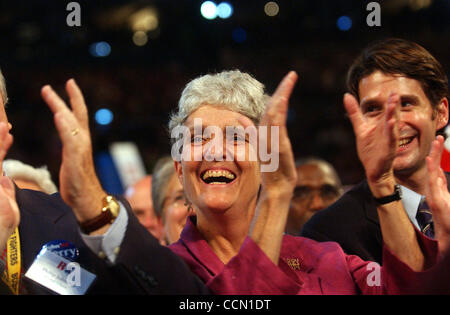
<box><xmin>286</xmin><ymin>158</ymin><xmax>343</xmax><ymax>235</ymax></box>
<box><xmin>125</xmin><ymin>175</ymin><xmax>165</xmax><ymax>243</ymax></box>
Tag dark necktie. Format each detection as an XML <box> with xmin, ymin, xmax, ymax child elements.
<box><xmin>416</xmin><ymin>199</ymin><xmax>434</xmax><ymax>238</ymax></box>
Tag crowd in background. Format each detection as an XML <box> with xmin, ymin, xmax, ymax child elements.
<box><xmin>1</xmin><ymin>1</ymin><xmax>448</xmax><ymax>190</ymax></box>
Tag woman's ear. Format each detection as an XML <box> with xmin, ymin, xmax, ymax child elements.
<box><xmin>174</xmin><ymin>160</ymin><xmax>183</xmax><ymax>185</ymax></box>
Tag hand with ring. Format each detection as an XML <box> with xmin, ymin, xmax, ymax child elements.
<box><xmin>41</xmin><ymin>80</ymin><xmax>108</xmax><ymax>234</ymax></box>
<box><xmin>71</xmin><ymin>128</ymin><xmax>79</xmax><ymax>136</ymax></box>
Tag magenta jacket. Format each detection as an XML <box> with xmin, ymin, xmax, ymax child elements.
<box><xmin>170</xmin><ymin>217</ymin><xmax>446</xmax><ymax>294</ymax></box>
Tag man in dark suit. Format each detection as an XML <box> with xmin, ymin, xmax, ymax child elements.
<box><xmin>0</xmin><ymin>69</ymin><xmax>207</xmax><ymax>294</ymax></box>
<box><xmin>301</xmin><ymin>38</ymin><xmax>449</xmax><ymax>264</ymax></box>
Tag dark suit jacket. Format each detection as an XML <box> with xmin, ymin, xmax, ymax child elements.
<box><xmin>15</xmin><ymin>187</ymin><xmax>208</xmax><ymax>295</ymax></box>
<box><xmin>301</xmin><ymin>176</ymin><xmax>449</xmax><ymax>265</ymax></box>
<box><xmin>300</xmin><ymin>180</ymin><xmax>384</xmax><ymax>264</ymax></box>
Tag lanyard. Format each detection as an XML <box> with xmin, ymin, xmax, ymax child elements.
<box><xmin>1</xmin><ymin>227</ymin><xmax>21</xmax><ymax>295</ymax></box>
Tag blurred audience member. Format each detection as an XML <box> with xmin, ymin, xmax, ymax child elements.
<box><xmin>286</xmin><ymin>157</ymin><xmax>343</xmax><ymax>235</ymax></box>
<box><xmin>152</xmin><ymin>156</ymin><xmax>194</xmax><ymax>245</ymax></box>
<box><xmin>124</xmin><ymin>175</ymin><xmax>165</xmax><ymax>244</ymax></box>
<box><xmin>3</xmin><ymin>159</ymin><xmax>58</xmax><ymax>194</ymax></box>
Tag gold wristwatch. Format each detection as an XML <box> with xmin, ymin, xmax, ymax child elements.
<box><xmin>79</xmin><ymin>195</ymin><xmax>120</xmax><ymax>234</ymax></box>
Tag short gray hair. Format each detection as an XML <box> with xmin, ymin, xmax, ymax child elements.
<box><xmin>168</xmin><ymin>70</ymin><xmax>269</xmax><ymax>139</ymax></box>
<box><xmin>151</xmin><ymin>156</ymin><xmax>177</xmax><ymax>218</ymax></box>
<box><xmin>0</xmin><ymin>69</ymin><xmax>8</xmax><ymax>105</ymax></box>
<box><xmin>3</xmin><ymin>159</ymin><xmax>58</xmax><ymax>194</ymax></box>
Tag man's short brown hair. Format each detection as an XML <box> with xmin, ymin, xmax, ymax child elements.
<box><xmin>347</xmin><ymin>38</ymin><xmax>448</xmax><ymax>108</ymax></box>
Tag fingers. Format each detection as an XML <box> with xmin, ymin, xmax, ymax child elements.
<box><xmin>41</xmin><ymin>85</ymin><xmax>70</xmax><ymax>115</ymax></box>
<box><xmin>53</xmin><ymin>111</ymin><xmax>76</xmax><ymax>147</ymax></box>
<box><xmin>261</xmin><ymin>71</ymin><xmax>298</xmax><ymax>128</ymax></box>
<box><xmin>41</xmin><ymin>79</ymin><xmax>87</xmax><ymax>129</ymax></box>
<box><xmin>427</xmin><ymin>136</ymin><xmax>444</xmax><ymax>171</ymax></box>
<box><xmin>426</xmin><ymin>136</ymin><xmax>447</xmax><ymax>202</ymax></box>
<box><xmin>41</xmin><ymin>81</ymin><xmax>85</xmax><ymax>146</ymax></box>
<box><xmin>385</xmin><ymin>93</ymin><xmax>400</xmax><ymax>148</ymax></box>
<box><xmin>66</xmin><ymin>79</ymin><xmax>89</xmax><ymax>130</ymax></box>
<box><xmin>255</xmin><ymin>72</ymin><xmax>297</xmax><ymax>166</ymax></box>
<box><xmin>427</xmin><ymin>136</ymin><xmax>446</xmax><ymax>182</ymax></box>
<box><xmin>343</xmin><ymin>93</ymin><xmax>364</xmax><ymax>135</ymax></box>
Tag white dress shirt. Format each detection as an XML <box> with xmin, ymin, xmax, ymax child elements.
<box><xmin>399</xmin><ymin>185</ymin><xmax>423</xmax><ymax>231</ymax></box>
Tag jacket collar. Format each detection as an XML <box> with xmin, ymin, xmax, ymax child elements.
<box><xmin>15</xmin><ymin>185</ymin><xmax>68</xmax><ymax>223</ymax></box>
<box><xmin>179</xmin><ymin>216</ymin><xmax>226</xmax><ymax>277</ymax></box>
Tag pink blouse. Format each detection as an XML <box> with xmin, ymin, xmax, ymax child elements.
<box><xmin>170</xmin><ymin>217</ymin><xmax>444</xmax><ymax>294</ymax></box>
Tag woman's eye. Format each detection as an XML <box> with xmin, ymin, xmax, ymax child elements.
<box><xmin>191</xmin><ymin>136</ymin><xmax>204</xmax><ymax>144</ymax></box>
<box><xmin>228</xmin><ymin>133</ymin><xmax>247</xmax><ymax>144</ymax></box>
<box><xmin>174</xmin><ymin>195</ymin><xmax>185</xmax><ymax>202</ymax></box>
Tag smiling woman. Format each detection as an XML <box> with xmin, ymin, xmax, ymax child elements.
<box><xmin>167</xmin><ymin>69</ymin><xmax>449</xmax><ymax>294</ymax></box>
<box><xmin>169</xmin><ymin>71</ymin><xmax>265</xmax><ymax>261</ymax></box>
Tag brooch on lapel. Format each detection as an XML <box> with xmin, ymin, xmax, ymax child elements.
<box><xmin>284</xmin><ymin>258</ymin><xmax>301</xmax><ymax>271</ymax></box>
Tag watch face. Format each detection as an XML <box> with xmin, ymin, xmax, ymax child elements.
<box><xmin>108</xmin><ymin>197</ymin><xmax>120</xmax><ymax>218</ymax></box>
<box><xmin>396</xmin><ymin>185</ymin><xmax>402</xmax><ymax>198</ymax></box>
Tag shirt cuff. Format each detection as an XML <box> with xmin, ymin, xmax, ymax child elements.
<box><xmin>80</xmin><ymin>201</ymin><xmax>128</xmax><ymax>264</ymax></box>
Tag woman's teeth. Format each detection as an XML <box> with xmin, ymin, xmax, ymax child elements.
<box><xmin>202</xmin><ymin>170</ymin><xmax>236</xmax><ymax>184</ymax></box>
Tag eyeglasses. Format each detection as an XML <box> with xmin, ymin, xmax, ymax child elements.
<box><xmin>292</xmin><ymin>184</ymin><xmax>340</xmax><ymax>202</ymax></box>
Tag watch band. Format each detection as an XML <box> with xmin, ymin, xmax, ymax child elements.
<box><xmin>373</xmin><ymin>184</ymin><xmax>402</xmax><ymax>205</ymax></box>
<box><xmin>79</xmin><ymin>195</ymin><xmax>120</xmax><ymax>234</ymax></box>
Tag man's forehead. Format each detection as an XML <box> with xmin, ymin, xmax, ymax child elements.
<box><xmin>296</xmin><ymin>164</ymin><xmax>337</xmax><ymax>185</ymax></box>
<box><xmin>358</xmin><ymin>71</ymin><xmax>426</xmax><ymax>103</ymax></box>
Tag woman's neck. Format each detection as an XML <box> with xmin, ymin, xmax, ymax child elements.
<box><xmin>196</xmin><ymin>199</ymin><xmax>256</xmax><ymax>264</ymax></box>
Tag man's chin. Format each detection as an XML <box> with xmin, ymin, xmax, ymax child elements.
<box><xmin>393</xmin><ymin>159</ymin><xmax>423</xmax><ymax>177</ymax></box>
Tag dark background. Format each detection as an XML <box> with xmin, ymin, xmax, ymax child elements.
<box><xmin>0</xmin><ymin>0</ymin><xmax>448</xmax><ymax>190</ymax></box>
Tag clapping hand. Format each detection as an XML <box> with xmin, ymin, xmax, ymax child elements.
<box><xmin>425</xmin><ymin>135</ymin><xmax>450</xmax><ymax>257</ymax></box>
<box><xmin>41</xmin><ymin>80</ymin><xmax>107</xmax><ymax>233</ymax></box>
<box><xmin>247</xmin><ymin>71</ymin><xmax>298</xmax><ymax>264</ymax></box>
<box><xmin>344</xmin><ymin>92</ymin><xmax>399</xmax><ymax>195</ymax></box>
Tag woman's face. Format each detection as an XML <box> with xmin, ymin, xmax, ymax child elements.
<box><xmin>174</xmin><ymin>105</ymin><xmax>261</xmax><ymax>215</ymax></box>
<box><xmin>162</xmin><ymin>173</ymin><xmax>191</xmax><ymax>244</ymax></box>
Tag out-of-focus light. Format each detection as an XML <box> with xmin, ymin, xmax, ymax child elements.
<box><xmin>95</xmin><ymin>108</ymin><xmax>114</xmax><ymax>125</ymax></box>
<box><xmin>89</xmin><ymin>41</ymin><xmax>111</xmax><ymax>57</ymax></box>
<box><xmin>337</xmin><ymin>16</ymin><xmax>352</xmax><ymax>31</ymax></box>
<box><xmin>264</xmin><ymin>2</ymin><xmax>279</xmax><ymax>17</ymax></box>
<box><xmin>217</xmin><ymin>2</ymin><xmax>233</xmax><ymax>19</ymax></box>
<box><xmin>201</xmin><ymin>1</ymin><xmax>217</xmax><ymax>20</ymax></box>
<box><xmin>129</xmin><ymin>7</ymin><xmax>158</xmax><ymax>32</ymax></box>
<box><xmin>133</xmin><ymin>31</ymin><xmax>148</xmax><ymax>46</ymax></box>
<box><xmin>408</xmin><ymin>0</ymin><xmax>432</xmax><ymax>10</ymax></box>
<box><xmin>232</xmin><ymin>27</ymin><xmax>247</xmax><ymax>43</ymax></box>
